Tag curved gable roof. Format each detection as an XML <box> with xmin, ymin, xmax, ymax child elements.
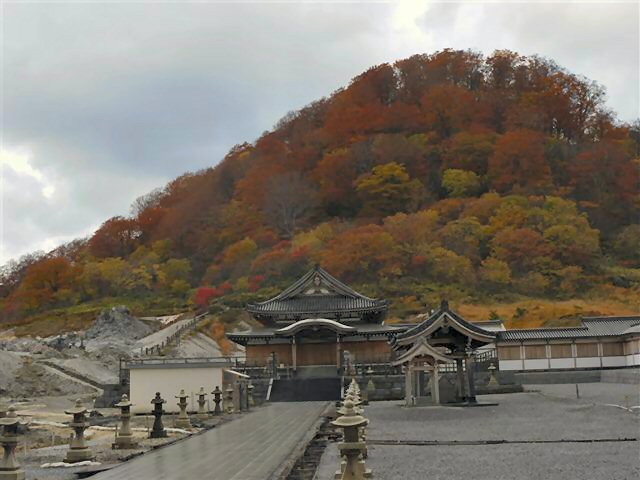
<box><xmin>246</xmin><ymin>265</ymin><xmax>388</xmax><ymax>320</ymax></box>
<box><xmin>392</xmin><ymin>300</ymin><xmax>496</xmax><ymax>347</ymax></box>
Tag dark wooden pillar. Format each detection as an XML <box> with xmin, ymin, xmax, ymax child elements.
<box><xmin>465</xmin><ymin>356</ymin><xmax>477</xmax><ymax>404</ymax></box>
<box><xmin>456</xmin><ymin>358</ymin><xmax>465</xmax><ymax>402</ymax></box>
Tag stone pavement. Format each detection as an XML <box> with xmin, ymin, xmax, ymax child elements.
<box><xmin>93</xmin><ymin>402</ymin><xmax>328</xmax><ymax>480</ymax></box>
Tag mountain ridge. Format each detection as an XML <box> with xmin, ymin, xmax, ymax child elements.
<box><xmin>2</xmin><ymin>49</ymin><xmax>638</xmax><ymax>334</ymax></box>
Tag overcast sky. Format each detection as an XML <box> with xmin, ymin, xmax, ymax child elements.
<box><xmin>1</xmin><ymin>0</ymin><xmax>638</xmax><ymax>264</ymax></box>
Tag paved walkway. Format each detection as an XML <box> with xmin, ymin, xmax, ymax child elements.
<box><xmin>94</xmin><ymin>402</ymin><xmax>328</xmax><ymax>480</ymax></box>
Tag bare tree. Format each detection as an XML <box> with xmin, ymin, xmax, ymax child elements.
<box><xmin>130</xmin><ymin>187</ymin><xmax>165</xmax><ymax>217</ymax></box>
<box><xmin>263</xmin><ymin>172</ymin><xmax>318</xmax><ymax>239</ymax></box>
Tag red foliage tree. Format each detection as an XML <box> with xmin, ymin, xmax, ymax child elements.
<box><xmin>488</xmin><ymin>129</ymin><xmax>551</xmax><ymax>193</ymax></box>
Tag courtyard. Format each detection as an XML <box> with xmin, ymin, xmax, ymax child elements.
<box><xmin>316</xmin><ymin>383</ymin><xmax>640</xmax><ymax>480</ymax></box>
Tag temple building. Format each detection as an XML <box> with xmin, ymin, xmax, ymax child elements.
<box><xmin>390</xmin><ymin>300</ymin><xmax>497</xmax><ymax>405</ymax></box>
<box><xmin>227</xmin><ymin>265</ymin><xmax>402</xmax><ymax>373</ymax></box>
<box><xmin>495</xmin><ymin>315</ymin><xmax>640</xmax><ymax>371</ymax></box>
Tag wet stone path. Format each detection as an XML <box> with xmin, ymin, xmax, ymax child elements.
<box><xmin>93</xmin><ymin>402</ymin><xmax>328</xmax><ymax>480</ymax></box>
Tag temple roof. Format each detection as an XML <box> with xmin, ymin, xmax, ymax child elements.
<box><xmin>390</xmin><ymin>300</ymin><xmax>496</xmax><ymax>350</ymax></box>
<box><xmin>227</xmin><ymin>321</ymin><xmax>403</xmax><ymax>345</ymax></box>
<box><xmin>496</xmin><ymin>316</ymin><xmax>640</xmax><ymax>342</ymax></box>
<box><xmin>246</xmin><ymin>265</ymin><xmax>388</xmax><ymax>324</ymax></box>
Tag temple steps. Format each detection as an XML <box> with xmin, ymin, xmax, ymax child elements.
<box><xmin>270</xmin><ymin>377</ymin><xmax>341</xmax><ymax>402</ymax></box>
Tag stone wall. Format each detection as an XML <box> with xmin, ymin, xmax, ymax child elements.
<box><xmin>504</xmin><ymin>369</ymin><xmax>602</xmax><ymax>385</ymax></box>
<box><xmin>250</xmin><ymin>378</ymin><xmax>271</xmax><ymax>405</ymax></box>
<box><xmin>354</xmin><ymin>375</ymin><xmax>405</xmax><ymax>401</ymax></box>
<box><xmin>95</xmin><ymin>383</ymin><xmax>127</xmax><ymax>408</ymax></box>
<box><xmin>600</xmin><ymin>368</ymin><xmax>640</xmax><ymax>384</ymax></box>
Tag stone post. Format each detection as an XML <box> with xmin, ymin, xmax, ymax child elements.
<box><xmin>64</xmin><ymin>399</ymin><xmax>95</xmax><ymax>463</ymax></box>
<box><xmin>363</xmin><ymin>366</ymin><xmax>373</xmax><ymax>405</ymax></box>
<box><xmin>225</xmin><ymin>385</ymin><xmax>234</xmax><ymax>414</ymax></box>
<box><xmin>212</xmin><ymin>386</ymin><xmax>223</xmax><ymax>416</ymax></box>
<box><xmin>488</xmin><ymin>363</ymin><xmax>498</xmax><ymax>386</ymax></box>
<box><xmin>331</xmin><ymin>400</ymin><xmax>371</xmax><ymax>480</ymax></box>
<box><xmin>113</xmin><ymin>394</ymin><xmax>138</xmax><ymax>449</ymax></box>
<box><xmin>0</xmin><ymin>405</ymin><xmax>25</xmax><ymax>480</ymax></box>
<box><xmin>247</xmin><ymin>382</ymin><xmax>255</xmax><ymax>409</ymax></box>
<box><xmin>150</xmin><ymin>392</ymin><xmax>168</xmax><ymax>438</ymax></box>
<box><xmin>196</xmin><ymin>387</ymin><xmax>208</xmax><ymax>420</ymax></box>
<box><xmin>174</xmin><ymin>389</ymin><xmax>191</xmax><ymax>429</ymax></box>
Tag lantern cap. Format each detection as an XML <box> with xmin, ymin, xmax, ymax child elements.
<box><xmin>114</xmin><ymin>394</ymin><xmax>133</xmax><ymax>408</ymax></box>
<box><xmin>212</xmin><ymin>386</ymin><xmax>222</xmax><ymax>394</ymax></box>
<box><xmin>175</xmin><ymin>389</ymin><xmax>188</xmax><ymax>399</ymax></box>
<box><xmin>151</xmin><ymin>392</ymin><xmax>166</xmax><ymax>404</ymax></box>
<box><xmin>331</xmin><ymin>400</ymin><xmax>367</xmax><ymax>428</ymax></box>
<box><xmin>65</xmin><ymin>398</ymin><xmax>88</xmax><ymax>415</ymax></box>
<box><xmin>0</xmin><ymin>405</ymin><xmax>23</xmax><ymax>426</ymax></box>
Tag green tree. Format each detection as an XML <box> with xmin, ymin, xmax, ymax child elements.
<box><xmin>613</xmin><ymin>225</ymin><xmax>640</xmax><ymax>266</ymax></box>
<box><xmin>161</xmin><ymin>259</ymin><xmax>192</xmax><ymax>286</ymax></box>
<box><xmin>479</xmin><ymin>257</ymin><xmax>511</xmax><ymax>290</ymax></box>
<box><xmin>442</xmin><ymin>169</ymin><xmax>482</xmax><ymax>198</ymax></box>
<box><xmin>355</xmin><ymin>162</ymin><xmax>424</xmax><ymax>217</ymax></box>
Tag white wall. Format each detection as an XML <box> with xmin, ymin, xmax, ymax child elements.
<box><xmin>575</xmin><ymin>357</ymin><xmax>600</xmax><ymax>368</ymax></box>
<box><xmin>601</xmin><ymin>356</ymin><xmax>626</xmax><ymax>367</ymax></box>
<box><xmin>549</xmin><ymin>358</ymin><xmax>574</xmax><ymax>369</ymax></box>
<box><xmin>523</xmin><ymin>359</ymin><xmax>548</xmax><ymax>370</ymax></box>
<box><xmin>498</xmin><ymin>359</ymin><xmax>522</xmax><ymax>371</ymax></box>
<box><xmin>129</xmin><ymin>366</ymin><xmax>224</xmax><ymax>414</ymax></box>
<box><xmin>627</xmin><ymin>354</ymin><xmax>640</xmax><ymax>367</ymax></box>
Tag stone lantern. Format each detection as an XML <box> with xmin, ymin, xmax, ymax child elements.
<box><xmin>174</xmin><ymin>390</ymin><xmax>191</xmax><ymax>429</ymax></box>
<box><xmin>149</xmin><ymin>392</ymin><xmax>167</xmax><ymax>438</ymax></box>
<box><xmin>64</xmin><ymin>399</ymin><xmax>95</xmax><ymax>463</ymax></box>
<box><xmin>331</xmin><ymin>400</ymin><xmax>371</xmax><ymax>480</ymax></box>
<box><xmin>113</xmin><ymin>394</ymin><xmax>137</xmax><ymax>449</ymax></box>
<box><xmin>0</xmin><ymin>405</ymin><xmax>25</xmax><ymax>480</ymax></box>
<box><xmin>225</xmin><ymin>385</ymin><xmax>234</xmax><ymax>414</ymax></box>
<box><xmin>196</xmin><ymin>387</ymin><xmax>208</xmax><ymax>420</ymax></box>
<box><xmin>211</xmin><ymin>386</ymin><xmax>223</xmax><ymax>416</ymax></box>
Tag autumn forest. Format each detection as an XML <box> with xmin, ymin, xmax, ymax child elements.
<box><xmin>2</xmin><ymin>50</ymin><xmax>639</xmax><ymax>334</ymax></box>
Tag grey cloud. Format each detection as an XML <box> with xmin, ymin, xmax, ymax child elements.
<box><xmin>2</xmin><ymin>1</ymin><xmax>637</xmax><ymax>263</ymax></box>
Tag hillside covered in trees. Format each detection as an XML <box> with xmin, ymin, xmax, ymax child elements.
<box><xmin>2</xmin><ymin>50</ymin><xmax>639</xmax><ymax>334</ymax></box>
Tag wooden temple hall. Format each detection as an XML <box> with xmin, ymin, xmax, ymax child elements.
<box><xmin>227</xmin><ymin>266</ymin><xmax>403</xmax><ymax>373</ymax></box>
<box><xmin>228</xmin><ymin>266</ymin><xmax>638</xmax><ymax>404</ymax></box>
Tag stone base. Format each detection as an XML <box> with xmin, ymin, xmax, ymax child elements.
<box><xmin>0</xmin><ymin>469</ymin><xmax>26</xmax><ymax>480</ymax></box>
<box><xmin>65</xmin><ymin>448</ymin><xmax>95</xmax><ymax>463</ymax></box>
<box><xmin>174</xmin><ymin>418</ymin><xmax>191</xmax><ymax>429</ymax></box>
<box><xmin>149</xmin><ymin>430</ymin><xmax>167</xmax><ymax>439</ymax></box>
<box><xmin>112</xmin><ymin>436</ymin><xmax>139</xmax><ymax>450</ymax></box>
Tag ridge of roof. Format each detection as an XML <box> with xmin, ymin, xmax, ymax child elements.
<box><xmin>248</xmin><ymin>265</ymin><xmax>383</xmax><ymax>307</ymax></box>
<box><xmin>393</xmin><ymin>300</ymin><xmax>496</xmax><ymax>342</ymax></box>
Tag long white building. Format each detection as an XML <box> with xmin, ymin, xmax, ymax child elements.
<box><xmin>495</xmin><ymin>316</ymin><xmax>640</xmax><ymax>371</ymax></box>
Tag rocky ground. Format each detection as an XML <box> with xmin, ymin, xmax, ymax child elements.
<box><xmin>8</xmin><ymin>395</ymin><xmax>240</xmax><ymax>480</ymax></box>
<box><xmin>0</xmin><ymin>306</ymin><xmax>228</xmax><ymax>479</ymax></box>
<box><xmin>0</xmin><ymin>306</ymin><xmax>222</xmax><ymax>403</ymax></box>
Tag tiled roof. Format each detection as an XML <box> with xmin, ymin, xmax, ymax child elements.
<box><xmin>227</xmin><ymin>322</ymin><xmax>402</xmax><ymax>345</ymax></box>
<box><xmin>497</xmin><ymin>316</ymin><xmax>640</xmax><ymax>342</ymax></box>
<box><xmin>248</xmin><ymin>294</ymin><xmax>386</xmax><ymax>315</ymax></box>
<box><xmin>246</xmin><ymin>265</ymin><xmax>387</xmax><ymax>319</ymax></box>
<box><xmin>393</xmin><ymin>301</ymin><xmax>496</xmax><ymax>342</ymax></box>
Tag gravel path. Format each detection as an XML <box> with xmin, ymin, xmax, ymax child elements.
<box><xmin>316</xmin><ymin>384</ymin><xmax>640</xmax><ymax>480</ymax></box>
<box><xmin>317</xmin><ymin>441</ymin><xmax>640</xmax><ymax>480</ymax></box>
